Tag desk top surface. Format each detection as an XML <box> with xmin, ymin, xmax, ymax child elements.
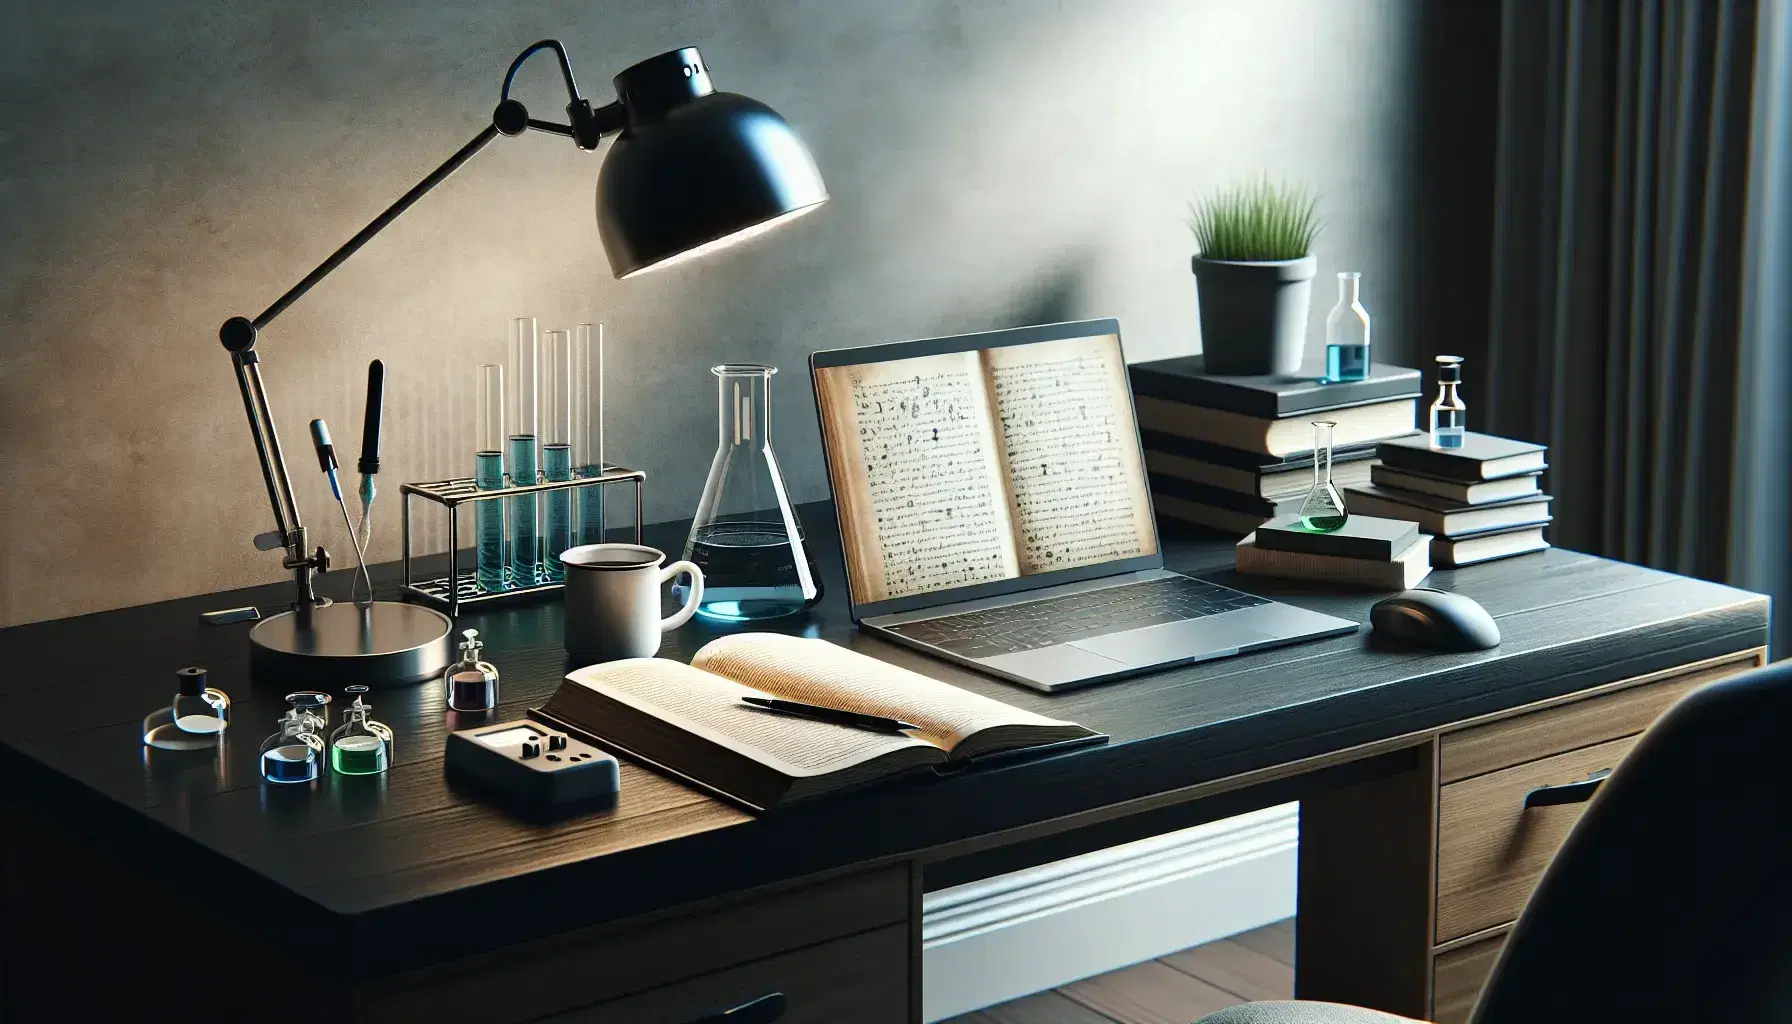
<box><xmin>0</xmin><ymin>503</ymin><xmax>1766</xmax><ymax>974</ymax></box>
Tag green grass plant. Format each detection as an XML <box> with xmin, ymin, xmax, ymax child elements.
<box><xmin>1189</xmin><ymin>179</ymin><xmax>1322</xmax><ymax>262</ymax></box>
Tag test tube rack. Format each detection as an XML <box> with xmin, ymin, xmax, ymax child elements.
<box><xmin>399</xmin><ymin>465</ymin><xmax>646</xmax><ymax>616</ymax></box>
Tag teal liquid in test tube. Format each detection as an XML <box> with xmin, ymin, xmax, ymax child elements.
<box><xmin>573</xmin><ymin>323</ymin><xmax>607</xmax><ymax>545</ymax></box>
<box><xmin>542</xmin><ymin>329</ymin><xmax>574</xmax><ymax>582</ymax></box>
<box><xmin>508</xmin><ymin>317</ymin><xmax>542</xmax><ymax>585</ymax></box>
<box><xmin>474</xmin><ymin>364</ymin><xmax>506</xmax><ymax>592</ymax></box>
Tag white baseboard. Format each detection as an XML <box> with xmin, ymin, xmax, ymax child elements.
<box><xmin>920</xmin><ymin>803</ymin><xmax>1299</xmax><ymax>1022</ymax></box>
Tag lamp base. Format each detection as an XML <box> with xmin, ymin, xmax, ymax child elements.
<box><xmin>249</xmin><ymin>600</ymin><xmax>453</xmax><ymax>688</ymax></box>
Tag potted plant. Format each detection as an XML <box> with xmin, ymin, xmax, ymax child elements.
<box><xmin>1188</xmin><ymin>180</ymin><xmax>1322</xmax><ymax>375</ymax></box>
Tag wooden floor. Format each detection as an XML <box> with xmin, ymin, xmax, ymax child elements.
<box><xmin>946</xmin><ymin>919</ymin><xmax>1295</xmax><ymax>1024</ymax></box>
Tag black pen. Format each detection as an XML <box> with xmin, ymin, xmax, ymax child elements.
<box><xmin>740</xmin><ymin>696</ymin><xmax>919</xmax><ymax>733</ymax></box>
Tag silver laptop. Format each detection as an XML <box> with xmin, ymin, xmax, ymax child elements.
<box><xmin>810</xmin><ymin>318</ymin><xmax>1359</xmax><ymax>692</ymax></box>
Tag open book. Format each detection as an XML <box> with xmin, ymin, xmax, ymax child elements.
<box><xmin>814</xmin><ymin>332</ymin><xmax>1159</xmax><ymax>606</ymax></box>
<box><xmin>538</xmin><ymin>634</ymin><xmax>1103</xmax><ymax>811</ymax></box>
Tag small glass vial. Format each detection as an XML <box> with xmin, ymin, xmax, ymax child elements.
<box><xmin>1430</xmin><ymin>355</ymin><xmax>1467</xmax><ymax>449</ymax></box>
<box><xmin>144</xmin><ymin>666</ymin><xmax>230</xmax><ymax>750</ymax></box>
<box><xmin>1325</xmin><ymin>272</ymin><xmax>1372</xmax><ymax>382</ymax></box>
<box><xmin>259</xmin><ymin>693</ymin><xmax>329</xmax><ymax>785</ymax></box>
<box><xmin>330</xmin><ymin>685</ymin><xmax>394</xmax><ymax>775</ymax></box>
<box><xmin>445</xmin><ymin>629</ymin><xmax>500</xmax><ymax>712</ymax></box>
<box><xmin>1298</xmin><ymin>420</ymin><xmax>1348</xmax><ymax>532</ymax></box>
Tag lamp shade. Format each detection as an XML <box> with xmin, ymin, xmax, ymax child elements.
<box><xmin>596</xmin><ymin>48</ymin><xmax>828</xmax><ymax>278</ymax></box>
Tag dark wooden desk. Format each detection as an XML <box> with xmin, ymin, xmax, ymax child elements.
<box><xmin>0</xmin><ymin>503</ymin><xmax>1767</xmax><ymax>1023</ymax></box>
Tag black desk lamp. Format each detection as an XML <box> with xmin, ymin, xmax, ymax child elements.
<box><xmin>223</xmin><ymin>40</ymin><xmax>827</xmax><ymax>685</ymax></box>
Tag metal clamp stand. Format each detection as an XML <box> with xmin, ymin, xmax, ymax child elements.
<box><xmin>401</xmin><ymin>466</ymin><xmax>646</xmax><ymax>617</ymax></box>
<box><xmin>215</xmin><ymin>41</ymin><xmax>620</xmax><ymax>686</ymax></box>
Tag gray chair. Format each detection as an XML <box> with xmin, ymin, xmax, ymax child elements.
<box><xmin>1195</xmin><ymin>658</ymin><xmax>1792</xmax><ymax>1023</ymax></box>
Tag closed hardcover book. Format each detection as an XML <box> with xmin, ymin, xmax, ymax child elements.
<box><xmin>1145</xmin><ymin>448</ymin><xmax>1377</xmax><ymax>502</ymax></box>
<box><xmin>1377</xmin><ymin>432</ymin><xmax>1547</xmax><ymax>480</ymax></box>
<box><xmin>1129</xmin><ymin>356</ymin><xmax>1421</xmax><ymax>418</ymax></box>
<box><xmin>1235</xmin><ymin>533</ymin><xmax>1432</xmax><ymax>590</ymax></box>
<box><xmin>1136</xmin><ymin>395</ymin><xmax>1418</xmax><ymax>457</ymax></box>
<box><xmin>1433</xmin><ymin>522</ymin><xmax>1552</xmax><ymax>567</ymax></box>
<box><xmin>1343</xmin><ymin>484</ymin><xmax>1553</xmax><ymax>537</ymax></box>
<box><xmin>1148</xmin><ymin>472</ymin><xmax>1295</xmax><ymax>518</ymax></box>
<box><xmin>1153</xmin><ymin>495</ymin><xmax>1284</xmax><ymax>536</ymax></box>
<box><xmin>1255</xmin><ymin>514</ymin><xmax>1421</xmax><ymax>562</ymax></box>
<box><xmin>1370</xmin><ymin>464</ymin><xmax>1544</xmax><ymax>505</ymax></box>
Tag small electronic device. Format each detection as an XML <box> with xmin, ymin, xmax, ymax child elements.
<box><xmin>445</xmin><ymin>719</ymin><xmax>620</xmax><ymax>807</ymax></box>
<box><xmin>1370</xmin><ymin>588</ymin><xmax>1501</xmax><ymax>652</ymax></box>
<box><xmin>201</xmin><ymin>606</ymin><xmax>261</xmax><ymax>625</ymax></box>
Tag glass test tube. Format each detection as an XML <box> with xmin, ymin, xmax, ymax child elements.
<box><xmin>542</xmin><ymin>329</ymin><xmax>574</xmax><ymax>582</ymax></box>
<box><xmin>474</xmin><ymin>364</ymin><xmax>506</xmax><ymax>592</ymax></box>
<box><xmin>508</xmin><ymin>317</ymin><xmax>542</xmax><ymax>585</ymax></box>
<box><xmin>573</xmin><ymin>323</ymin><xmax>606</xmax><ymax>545</ymax></box>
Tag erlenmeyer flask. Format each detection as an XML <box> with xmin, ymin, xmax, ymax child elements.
<box><xmin>1298</xmin><ymin>420</ymin><xmax>1348</xmax><ymax>532</ymax></box>
<box><xmin>678</xmin><ymin>364</ymin><xmax>823</xmax><ymax>621</ymax></box>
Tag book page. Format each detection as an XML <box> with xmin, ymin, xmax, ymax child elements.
<box><xmin>984</xmin><ymin>334</ymin><xmax>1158</xmax><ymax>573</ymax></box>
<box><xmin>563</xmin><ymin>659</ymin><xmax>934</xmax><ymax>778</ymax></box>
<box><xmin>693</xmin><ymin>633</ymin><xmax>1083</xmax><ymax>752</ymax></box>
<box><xmin>815</xmin><ymin>351</ymin><xmax>1019</xmax><ymax>605</ymax></box>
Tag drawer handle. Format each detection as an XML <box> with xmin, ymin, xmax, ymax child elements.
<box><xmin>681</xmin><ymin>992</ymin><xmax>786</xmax><ymax>1024</ymax></box>
<box><xmin>1523</xmin><ymin>768</ymin><xmax>1612</xmax><ymax>808</ymax></box>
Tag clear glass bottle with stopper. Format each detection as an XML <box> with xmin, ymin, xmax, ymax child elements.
<box><xmin>444</xmin><ymin>628</ymin><xmax>500</xmax><ymax>712</ymax></box>
<box><xmin>1325</xmin><ymin>272</ymin><xmax>1371</xmax><ymax>382</ymax></box>
<box><xmin>1430</xmin><ymin>355</ymin><xmax>1467</xmax><ymax>449</ymax></box>
<box><xmin>142</xmin><ymin>666</ymin><xmax>230</xmax><ymax>751</ymax></box>
<box><xmin>1298</xmin><ymin>420</ymin><xmax>1348</xmax><ymax>532</ymax></box>
<box><xmin>677</xmin><ymin>364</ymin><xmax>823</xmax><ymax>621</ymax></box>
<box><xmin>330</xmin><ymin>685</ymin><xmax>393</xmax><ymax>775</ymax></box>
<box><xmin>259</xmin><ymin>692</ymin><xmax>330</xmax><ymax>784</ymax></box>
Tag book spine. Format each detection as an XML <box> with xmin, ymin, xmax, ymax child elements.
<box><xmin>1128</xmin><ymin>366</ymin><xmax>1422</xmax><ymax>418</ymax></box>
<box><xmin>1235</xmin><ymin>543</ymin><xmax>1426</xmax><ymax>590</ymax></box>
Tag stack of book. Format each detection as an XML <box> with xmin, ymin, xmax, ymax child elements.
<box><xmin>1236</xmin><ymin>515</ymin><xmax>1432</xmax><ymax>589</ymax></box>
<box><xmin>1130</xmin><ymin>356</ymin><xmax>1423</xmax><ymax>534</ymax></box>
<box><xmin>1345</xmin><ymin>432</ymin><xmax>1553</xmax><ymax>567</ymax></box>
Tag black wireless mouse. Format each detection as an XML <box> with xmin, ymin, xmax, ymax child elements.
<box><xmin>1370</xmin><ymin>588</ymin><xmax>1500</xmax><ymax>651</ymax></box>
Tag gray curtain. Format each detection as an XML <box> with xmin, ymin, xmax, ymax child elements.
<box><xmin>1487</xmin><ymin>0</ymin><xmax>1777</xmax><ymax>644</ymax></box>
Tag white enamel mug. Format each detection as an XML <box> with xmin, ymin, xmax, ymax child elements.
<box><xmin>561</xmin><ymin>544</ymin><xmax>704</xmax><ymax>661</ymax></box>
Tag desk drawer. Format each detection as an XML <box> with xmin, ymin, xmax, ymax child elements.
<box><xmin>369</xmin><ymin>867</ymin><xmax>910</xmax><ymax>1023</ymax></box>
<box><xmin>1438</xmin><ymin>651</ymin><xmax>1759</xmax><ymax>783</ymax></box>
<box><xmin>546</xmin><ymin>923</ymin><xmax>909</xmax><ymax>1023</ymax></box>
<box><xmin>1432</xmin><ymin>933</ymin><xmax>1503</xmax><ymax>1024</ymax></box>
<box><xmin>1435</xmin><ymin>734</ymin><xmax>1635</xmax><ymax>943</ymax></box>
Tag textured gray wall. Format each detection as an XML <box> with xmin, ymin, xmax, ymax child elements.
<box><xmin>0</xmin><ymin>0</ymin><xmax>1419</xmax><ymax>625</ymax></box>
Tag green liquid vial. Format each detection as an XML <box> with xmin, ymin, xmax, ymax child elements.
<box><xmin>1298</xmin><ymin>420</ymin><xmax>1348</xmax><ymax>533</ymax></box>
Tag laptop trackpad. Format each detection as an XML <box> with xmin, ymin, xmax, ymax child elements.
<box><xmin>1072</xmin><ymin>617</ymin><xmax>1276</xmax><ymax>668</ymax></box>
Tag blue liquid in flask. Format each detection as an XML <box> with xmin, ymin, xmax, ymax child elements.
<box><xmin>508</xmin><ymin>434</ymin><xmax>540</xmax><ymax>585</ymax></box>
<box><xmin>679</xmin><ymin>522</ymin><xmax>819</xmax><ymax>622</ymax></box>
<box><xmin>260</xmin><ymin>743</ymin><xmax>317</xmax><ymax>784</ymax></box>
<box><xmin>474</xmin><ymin>450</ymin><xmax>506</xmax><ymax>592</ymax></box>
<box><xmin>1326</xmin><ymin>344</ymin><xmax>1369</xmax><ymax>383</ymax></box>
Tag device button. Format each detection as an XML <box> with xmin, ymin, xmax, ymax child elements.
<box><xmin>547</xmin><ymin>734</ymin><xmax>568</xmax><ymax>751</ymax></box>
<box><xmin>520</xmin><ymin>741</ymin><xmax>541</xmax><ymax>759</ymax></box>
<box><xmin>546</xmin><ymin>754</ymin><xmax>561</xmax><ymax>762</ymax></box>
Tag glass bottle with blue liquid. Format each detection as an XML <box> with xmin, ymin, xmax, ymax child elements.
<box><xmin>676</xmin><ymin>364</ymin><xmax>823</xmax><ymax>622</ymax></box>
<box><xmin>1431</xmin><ymin>355</ymin><xmax>1467</xmax><ymax>449</ymax></box>
<box><xmin>1325</xmin><ymin>272</ymin><xmax>1371</xmax><ymax>382</ymax></box>
<box><xmin>259</xmin><ymin>692</ymin><xmax>330</xmax><ymax>785</ymax></box>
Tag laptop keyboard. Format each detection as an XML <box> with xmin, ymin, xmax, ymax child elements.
<box><xmin>885</xmin><ymin>576</ymin><xmax>1270</xmax><ymax>660</ymax></box>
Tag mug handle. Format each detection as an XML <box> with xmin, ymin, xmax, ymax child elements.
<box><xmin>660</xmin><ymin>560</ymin><xmax>704</xmax><ymax>631</ymax></box>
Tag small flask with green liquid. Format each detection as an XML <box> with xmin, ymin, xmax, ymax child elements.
<box><xmin>330</xmin><ymin>685</ymin><xmax>393</xmax><ymax>776</ymax></box>
<box><xmin>1298</xmin><ymin>420</ymin><xmax>1348</xmax><ymax>532</ymax></box>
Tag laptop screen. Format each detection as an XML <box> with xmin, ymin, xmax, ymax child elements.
<box><xmin>813</xmin><ymin>320</ymin><xmax>1160</xmax><ymax>613</ymax></box>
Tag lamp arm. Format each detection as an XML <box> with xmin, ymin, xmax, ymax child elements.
<box><xmin>216</xmin><ymin>39</ymin><xmax>622</xmax><ymax>610</ymax></box>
